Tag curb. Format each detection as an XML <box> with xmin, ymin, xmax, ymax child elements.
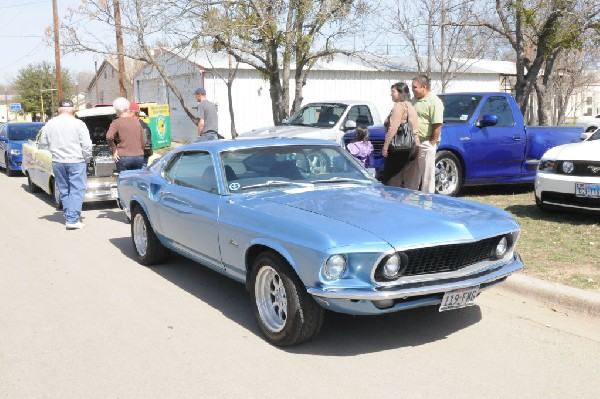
<box><xmin>498</xmin><ymin>274</ymin><xmax>600</xmax><ymax>318</ymax></box>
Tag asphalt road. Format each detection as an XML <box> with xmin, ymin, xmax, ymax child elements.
<box><xmin>1</xmin><ymin>171</ymin><xmax>599</xmax><ymax>399</ymax></box>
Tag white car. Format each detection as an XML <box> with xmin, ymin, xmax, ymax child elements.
<box><xmin>237</xmin><ymin>100</ymin><xmax>382</xmax><ymax>145</ymax></box>
<box><xmin>535</xmin><ymin>129</ymin><xmax>600</xmax><ymax>212</ymax></box>
<box><xmin>577</xmin><ymin>114</ymin><xmax>600</xmax><ymax>132</ymax></box>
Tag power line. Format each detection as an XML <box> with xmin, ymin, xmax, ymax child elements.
<box><xmin>0</xmin><ymin>1</ymin><xmax>49</xmax><ymax>9</ymax></box>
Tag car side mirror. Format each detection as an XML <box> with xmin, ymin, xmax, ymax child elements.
<box><xmin>476</xmin><ymin>114</ymin><xmax>498</xmax><ymax>128</ymax></box>
<box><xmin>580</xmin><ymin>132</ymin><xmax>592</xmax><ymax>141</ymax></box>
<box><xmin>344</xmin><ymin>120</ymin><xmax>357</xmax><ymax>131</ymax></box>
<box><xmin>0</xmin><ymin>135</ymin><xmax>5</xmax><ymax>141</ymax></box>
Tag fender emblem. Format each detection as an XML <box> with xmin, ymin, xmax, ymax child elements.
<box><xmin>588</xmin><ymin>166</ymin><xmax>600</xmax><ymax>174</ymax></box>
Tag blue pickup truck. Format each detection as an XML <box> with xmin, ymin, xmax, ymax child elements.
<box><xmin>344</xmin><ymin>92</ymin><xmax>584</xmax><ymax>195</ymax></box>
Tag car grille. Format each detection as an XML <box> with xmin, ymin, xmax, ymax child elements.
<box><xmin>541</xmin><ymin>191</ymin><xmax>600</xmax><ymax>209</ymax></box>
<box><xmin>374</xmin><ymin>236</ymin><xmax>501</xmax><ymax>281</ymax></box>
<box><xmin>559</xmin><ymin>161</ymin><xmax>600</xmax><ymax>177</ymax></box>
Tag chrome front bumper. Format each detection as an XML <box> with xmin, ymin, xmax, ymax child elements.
<box><xmin>84</xmin><ymin>177</ymin><xmax>118</xmax><ymax>203</ymax></box>
<box><xmin>308</xmin><ymin>253</ymin><xmax>523</xmax><ymax>301</ymax></box>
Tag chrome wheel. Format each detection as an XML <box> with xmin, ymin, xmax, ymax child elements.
<box><xmin>132</xmin><ymin>213</ymin><xmax>148</xmax><ymax>257</ymax></box>
<box><xmin>52</xmin><ymin>179</ymin><xmax>62</xmax><ymax>208</ymax></box>
<box><xmin>435</xmin><ymin>152</ymin><xmax>462</xmax><ymax>196</ymax></box>
<box><xmin>255</xmin><ymin>265</ymin><xmax>287</xmax><ymax>333</ymax></box>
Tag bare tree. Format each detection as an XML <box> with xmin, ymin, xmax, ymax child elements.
<box><xmin>196</xmin><ymin>0</ymin><xmax>372</xmax><ymax>124</ymax></box>
<box><xmin>473</xmin><ymin>0</ymin><xmax>600</xmax><ymax>123</ymax></box>
<box><xmin>383</xmin><ymin>0</ymin><xmax>493</xmax><ymax>92</ymax></box>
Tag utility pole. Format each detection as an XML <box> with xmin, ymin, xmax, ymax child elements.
<box><xmin>52</xmin><ymin>0</ymin><xmax>63</xmax><ymax>101</ymax></box>
<box><xmin>113</xmin><ymin>0</ymin><xmax>127</xmax><ymax>97</ymax></box>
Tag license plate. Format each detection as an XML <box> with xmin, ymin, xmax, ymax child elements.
<box><xmin>575</xmin><ymin>183</ymin><xmax>600</xmax><ymax>198</ymax></box>
<box><xmin>439</xmin><ymin>286</ymin><xmax>480</xmax><ymax>312</ymax></box>
<box><xmin>111</xmin><ymin>187</ymin><xmax>118</xmax><ymax>199</ymax></box>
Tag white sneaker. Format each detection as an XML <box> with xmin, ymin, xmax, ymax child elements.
<box><xmin>65</xmin><ymin>221</ymin><xmax>85</xmax><ymax>230</ymax></box>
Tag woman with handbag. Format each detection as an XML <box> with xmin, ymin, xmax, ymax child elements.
<box><xmin>381</xmin><ymin>82</ymin><xmax>420</xmax><ymax>188</ymax></box>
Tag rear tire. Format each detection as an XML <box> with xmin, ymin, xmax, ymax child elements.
<box><xmin>131</xmin><ymin>205</ymin><xmax>170</xmax><ymax>265</ymax></box>
<box><xmin>249</xmin><ymin>251</ymin><xmax>324</xmax><ymax>346</ymax></box>
<box><xmin>435</xmin><ymin>151</ymin><xmax>463</xmax><ymax>196</ymax></box>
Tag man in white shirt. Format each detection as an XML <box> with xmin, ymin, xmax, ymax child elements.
<box><xmin>40</xmin><ymin>99</ymin><xmax>92</xmax><ymax>230</ymax></box>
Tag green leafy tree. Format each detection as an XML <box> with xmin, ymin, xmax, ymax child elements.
<box><xmin>13</xmin><ymin>62</ymin><xmax>75</xmax><ymax>120</ymax></box>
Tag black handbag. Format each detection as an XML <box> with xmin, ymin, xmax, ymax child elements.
<box><xmin>389</xmin><ymin>119</ymin><xmax>416</xmax><ymax>152</ymax></box>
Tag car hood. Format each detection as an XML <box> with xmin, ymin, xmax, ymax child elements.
<box><xmin>542</xmin><ymin>139</ymin><xmax>600</xmax><ymax>161</ymax></box>
<box><xmin>238</xmin><ymin>125</ymin><xmax>329</xmax><ymax>139</ymax></box>
<box><xmin>255</xmin><ymin>185</ymin><xmax>518</xmax><ymax>249</ymax></box>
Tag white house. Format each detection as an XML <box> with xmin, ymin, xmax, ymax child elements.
<box><xmin>133</xmin><ymin>49</ymin><xmax>516</xmax><ymax>142</ymax></box>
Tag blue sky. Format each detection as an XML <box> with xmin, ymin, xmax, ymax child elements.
<box><xmin>0</xmin><ymin>0</ymin><xmax>97</xmax><ymax>86</ymax></box>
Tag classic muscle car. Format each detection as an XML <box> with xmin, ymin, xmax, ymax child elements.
<box><xmin>22</xmin><ymin>107</ymin><xmax>121</xmax><ymax>207</ymax></box>
<box><xmin>117</xmin><ymin>138</ymin><xmax>523</xmax><ymax>346</ymax></box>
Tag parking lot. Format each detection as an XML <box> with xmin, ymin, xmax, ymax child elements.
<box><xmin>1</xmin><ymin>172</ymin><xmax>599</xmax><ymax>398</ymax></box>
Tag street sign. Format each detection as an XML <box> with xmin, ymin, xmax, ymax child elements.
<box><xmin>9</xmin><ymin>103</ymin><xmax>21</xmax><ymax>112</ymax></box>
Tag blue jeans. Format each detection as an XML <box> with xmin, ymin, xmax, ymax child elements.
<box><xmin>116</xmin><ymin>156</ymin><xmax>144</xmax><ymax>172</ymax></box>
<box><xmin>197</xmin><ymin>132</ymin><xmax>219</xmax><ymax>141</ymax></box>
<box><xmin>52</xmin><ymin>162</ymin><xmax>87</xmax><ymax>224</ymax></box>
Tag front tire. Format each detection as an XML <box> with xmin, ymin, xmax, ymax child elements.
<box><xmin>27</xmin><ymin>174</ymin><xmax>40</xmax><ymax>193</ymax></box>
<box><xmin>249</xmin><ymin>252</ymin><xmax>324</xmax><ymax>346</ymax></box>
<box><xmin>5</xmin><ymin>156</ymin><xmax>16</xmax><ymax>177</ymax></box>
<box><xmin>131</xmin><ymin>205</ymin><xmax>170</xmax><ymax>265</ymax></box>
<box><xmin>435</xmin><ymin>151</ymin><xmax>463</xmax><ymax>196</ymax></box>
<box><xmin>52</xmin><ymin>178</ymin><xmax>62</xmax><ymax>209</ymax></box>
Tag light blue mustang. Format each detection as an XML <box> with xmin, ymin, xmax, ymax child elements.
<box><xmin>117</xmin><ymin>138</ymin><xmax>523</xmax><ymax>346</ymax></box>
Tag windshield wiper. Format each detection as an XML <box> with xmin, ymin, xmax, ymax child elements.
<box><xmin>309</xmin><ymin>177</ymin><xmax>370</xmax><ymax>184</ymax></box>
<box><xmin>242</xmin><ymin>180</ymin><xmax>310</xmax><ymax>190</ymax></box>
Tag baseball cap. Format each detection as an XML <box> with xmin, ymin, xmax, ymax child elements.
<box><xmin>59</xmin><ymin>99</ymin><xmax>74</xmax><ymax>108</ymax></box>
<box><xmin>129</xmin><ymin>102</ymin><xmax>140</xmax><ymax>111</ymax></box>
<box><xmin>194</xmin><ymin>88</ymin><xmax>206</xmax><ymax>95</ymax></box>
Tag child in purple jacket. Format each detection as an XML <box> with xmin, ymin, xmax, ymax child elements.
<box><xmin>346</xmin><ymin>126</ymin><xmax>375</xmax><ymax>168</ymax></box>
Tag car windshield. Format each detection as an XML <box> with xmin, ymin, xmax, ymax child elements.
<box><xmin>8</xmin><ymin>125</ymin><xmax>43</xmax><ymax>141</ymax></box>
<box><xmin>588</xmin><ymin>129</ymin><xmax>600</xmax><ymax>141</ymax></box>
<box><xmin>220</xmin><ymin>144</ymin><xmax>375</xmax><ymax>193</ymax></box>
<box><xmin>439</xmin><ymin>94</ymin><xmax>483</xmax><ymax>124</ymax></box>
<box><xmin>285</xmin><ymin>103</ymin><xmax>347</xmax><ymax>127</ymax></box>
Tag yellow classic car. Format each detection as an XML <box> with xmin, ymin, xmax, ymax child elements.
<box><xmin>22</xmin><ymin>107</ymin><xmax>121</xmax><ymax>207</ymax></box>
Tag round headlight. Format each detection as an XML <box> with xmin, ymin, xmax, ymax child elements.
<box><xmin>382</xmin><ymin>254</ymin><xmax>401</xmax><ymax>278</ymax></box>
<box><xmin>493</xmin><ymin>236</ymin><xmax>508</xmax><ymax>258</ymax></box>
<box><xmin>561</xmin><ymin>161</ymin><xmax>574</xmax><ymax>174</ymax></box>
<box><xmin>324</xmin><ymin>254</ymin><xmax>346</xmax><ymax>280</ymax></box>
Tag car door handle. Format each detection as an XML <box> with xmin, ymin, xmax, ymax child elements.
<box><xmin>512</xmin><ymin>136</ymin><xmax>522</xmax><ymax>141</ymax></box>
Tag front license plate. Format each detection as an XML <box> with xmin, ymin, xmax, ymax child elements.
<box><xmin>575</xmin><ymin>183</ymin><xmax>600</xmax><ymax>198</ymax></box>
<box><xmin>110</xmin><ymin>187</ymin><xmax>118</xmax><ymax>199</ymax></box>
<box><xmin>439</xmin><ymin>286</ymin><xmax>480</xmax><ymax>312</ymax></box>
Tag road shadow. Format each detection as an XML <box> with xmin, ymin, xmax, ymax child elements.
<box><xmin>506</xmin><ymin>204</ymin><xmax>600</xmax><ymax>224</ymax></box>
<box><xmin>108</xmin><ymin>237</ymin><xmax>483</xmax><ymax>354</ymax></box>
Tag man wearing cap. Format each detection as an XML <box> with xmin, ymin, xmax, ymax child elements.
<box><xmin>194</xmin><ymin>88</ymin><xmax>219</xmax><ymax>141</ymax></box>
<box><xmin>39</xmin><ymin>98</ymin><xmax>92</xmax><ymax>230</ymax></box>
<box><xmin>106</xmin><ymin>97</ymin><xmax>146</xmax><ymax>172</ymax></box>
<box><xmin>129</xmin><ymin>102</ymin><xmax>153</xmax><ymax>166</ymax></box>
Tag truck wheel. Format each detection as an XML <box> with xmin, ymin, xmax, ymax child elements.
<box><xmin>249</xmin><ymin>251</ymin><xmax>324</xmax><ymax>346</ymax></box>
<box><xmin>27</xmin><ymin>174</ymin><xmax>40</xmax><ymax>193</ymax></box>
<box><xmin>435</xmin><ymin>151</ymin><xmax>462</xmax><ymax>196</ymax></box>
<box><xmin>131</xmin><ymin>205</ymin><xmax>170</xmax><ymax>265</ymax></box>
<box><xmin>52</xmin><ymin>178</ymin><xmax>62</xmax><ymax>209</ymax></box>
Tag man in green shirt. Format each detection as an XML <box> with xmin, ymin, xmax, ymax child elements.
<box><xmin>409</xmin><ymin>75</ymin><xmax>444</xmax><ymax>193</ymax></box>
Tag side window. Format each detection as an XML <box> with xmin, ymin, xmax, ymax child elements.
<box><xmin>346</xmin><ymin>105</ymin><xmax>373</xmax><ymax>126</ymax></box>
<box><xmin>171</xmin><ymin>151</ymin><xmax>218</xmax><ymax>193</ymax></box>
<box><xmin>479</xmin><ymin>96</ymin><xmax>514</xmax><ymax>127</ymax></box>
<box><xmin>163</xmin><ymin>153</ymin><xmax>183</xmax><ymax>182</ymax></box>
